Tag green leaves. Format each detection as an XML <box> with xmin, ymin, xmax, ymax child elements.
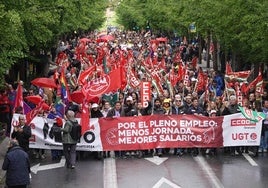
<box><xmin>0</xmin><ymin>0</ymin><xmax>107</xmax><ymax>83</ymax></box>
<box><xmin>117</xmin><ymin>0</ymin><xmax>268</xmax><ymax>66</ymax></box>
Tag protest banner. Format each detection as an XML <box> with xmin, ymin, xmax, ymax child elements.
<box><xmin>11</xmin><ymin>113</ymin><xmax>263</xmax><ymax>151</ymax></box>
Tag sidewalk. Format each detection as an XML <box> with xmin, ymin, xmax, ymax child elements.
<box><xmin>0</xmin><ymin>137</ymin><xmax>9</xmax><ymax>185</ymax></box>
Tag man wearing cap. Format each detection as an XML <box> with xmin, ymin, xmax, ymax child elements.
<box><xmin>162</xmin><ymin>98</ymin><xmax>172</xmax><ymax>115</ymax></box>
<box><xmin>122</xmin><ymin>96</ymin><xmax>140</xmax><ymax>157</ymax></box>
<box><xmin>122</xmin><ymin>96</ymin><xmax>138</xmax><ymax>117</ymax></box>
<box><xmin>91</xmin><ymin>103</ymin><xmax>104</xmax><ymax>119</ymax></box>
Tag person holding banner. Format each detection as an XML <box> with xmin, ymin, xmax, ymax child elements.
<box><xmin>150</xmin><ymin>98</ymin><xmax>166</xmax><ymax>156</ymax></box>
<box><xmin>122</xmin><ymin>96</ymin><xmax>139</xmax><ymax>157</ymax></box>
<box><xmin>91</xmin><ymin>103</ymin><xmax>104</xmax><ymax>160</ymax></box>
<box><xmin>186</xmin><ymin>97</ymin><xmax>204</xmax><ymax>156</ymax></box>
<box><xmin>227</xmin><ymin>95</ymin><xmax>242</xmax><ymax>156</ymax></box>
<box><xmin>101</xmin><ymin>101</ymin><xmax>111</xmax><ymax>118</ymax></box>
<box><xmin>172</xmin><ymin>97</ymin><xmax>186</xmax><ymax>156</ymax></box>
<box><xmin>107</xmin><ymin>101</ymin><xmax>124</xmax><ymax>158</ymax></box>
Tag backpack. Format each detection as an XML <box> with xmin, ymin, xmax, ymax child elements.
<box><xmin>69</xmin><ymin>120</ymin><xmax>82</xmax><ymax>142</ymax></box>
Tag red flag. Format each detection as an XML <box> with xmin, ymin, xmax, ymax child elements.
<box><xmin>25</xmin><ymin>101</ymin><xmax>48</xmax><ymax>124</ymax></box>
<box><xmin>55</xmin><ymin>52</ymin><xmax>69</xmax><ymax>67</ymax></box>
<box><xmin>141</xmin><ymin>82</ymin><xmax>151</xmax><ymax>108</ymax></box>
<box><xmin>183</xmin><ymin>65</ymin><xmax>189</xmax><ymax>86</ymax></box>
<box><xmin>173</xmin><ymin>52</ymin><xmax>181</xmax><ymax>63</ymax></box>
<box><xmin>226</xmin><ymin>62</ymin><xmax>233</xmax><ymax>74</ymax></box>
<box><xmin>83</xmin><ymin>68</ymin><xmax>122</xmax><ymax>98</ymax></box>
<box><xmin>240</xmin><ymin>82</ymin><xmax>248</xmax><ymax>95</ymax></box>
<box><xmin>225</xmin><ymin>70</ymin><xmax>251</xmax><ymax>82</ymax></box>
<box><xmin>120</xmin><ymin>66</ymin><xmax>127</xmax><ymax>90</ymax></box>
<box><xmin>235</xmin><ymin>82</ymin><xmax>243</xmax><ymax>106</ymax></box>
<box><xmin>150</xmin><ymin>69</ymin><xmax>164</xmax><ymax>94</ymax></box>
<box><xmin>177</xmin><ymin>62</ymin><xmax>185</xmax><ymax>81</ymax></box>
<box><xmin>247</xmin><ymin>71</ymin><xmax>263</xmax><ymax>94</ymax></box>
<box><xmin>158</xmin><ymin>57</ymin><xmax>166</xmax><ymax>70</ymax></box>
<box><xmin>195</xmin><ymin>70</ymin><xmax>205</xmax><ymax>92</ymax></box>
<box><xmin>14</xmin><ymin>82</ymin><xmax>24</xmax><ymax>113</ymax></box>
<box><xmin>78</xmin><ymin>65</ymin><xmax>96</xmax><ymax>85</ymax></box>
<box><xmin>129</xmin><ymin>70</ymin><xmax>141</xmax><ymax>89</ymax></box>
<box><xmin>80</xmin><ymin>100</ymin><xmax>90</xmax><ymax>135</ymax></box>
<box><xmin>191</xmin><ymin>56</ymin><xmax>198</xmax><ymax>69</ymax></box>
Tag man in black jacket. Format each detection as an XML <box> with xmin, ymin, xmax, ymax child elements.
<box><xmin>11</xmin><ymin>115</ymin><xmax>32</xmax><ymax>154</ymax></box>
<box><xmin>2</xmin><ymin>139</ymin><xmax>30</xmax><ymax>188</ymax></box>
<box><xmin>107</xmin><ymin>101</ymin><xmax>124</xmax><ymax>158</ymax></box>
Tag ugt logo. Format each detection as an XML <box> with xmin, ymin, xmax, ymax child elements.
<box><xmin>85</xmin><ymin>75</ymin><xmax>110</xmax><ymax>96</ymax></box>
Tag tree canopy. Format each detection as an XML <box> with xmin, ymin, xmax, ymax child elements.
<box><xmin>116</xmin><ymin>0</ymin><xmax>268</xmax><ymax>68</ymax></box>
<box><xmin>0</xmin><ymin>0</ymin><xmax>107</xmax><ymax>83</ymax></box>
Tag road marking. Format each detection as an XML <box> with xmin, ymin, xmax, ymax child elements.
<box><xmin>145</xmin><ymin>156</ymin><xmax>168</xmax><ymax>165</ymax></box>
<box><xmin>194</xmin><ymin>156</ymin><xmax>224</xmax><ymax>188</ymax></box>
<box><xmin>104</xmin><ymin>158</ymin><xmax>118</xmax><ymax>188</ymax></box>
<box><xmin>152</xmin><ymin>177</ymin><xmax>181</xmax><ymax>188</ymax></box>
<box><xmin>30</xmin><ymin>157</ymin><xmax>66</xmax><ymax>174</ymax></box>
<box><xmin>242</xmin><ymin>153</ymin><xmax>258</xmax><ymax>166</ymax></box>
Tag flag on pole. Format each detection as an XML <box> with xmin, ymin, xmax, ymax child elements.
<box><xmin>14</xmin><ymin>82</ymin><xmax>24</xmax><ymax>113</ymax></box>
<box><xmin>60</xmin><ymin>68</ymin><xmax>71</xmax><ymax>102</ymax></box>
<box><xmin>225</xmin><ymin>62</ymin><xmax>233</xmax><ymax>74</ymax></box>
<box><xmin>238</xmin><ymin>106</ymin><xmax>265</xmax><ymax>122</ymax></box>
<box><xmin>80</xmin><ymin>100</ymin><xmax>90</xmax><ymax>135</ymax></box>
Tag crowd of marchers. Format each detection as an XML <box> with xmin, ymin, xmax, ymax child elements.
<box><xmin>1</xmin><ymin>29</ymin><xmax>268</xmax><ymax>164</ymax></box>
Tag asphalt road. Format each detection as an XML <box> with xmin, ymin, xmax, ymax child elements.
<box><xmin>7</xmin><ymin>149</ymin><xmax>266</xmax><ymax>188</ymax></box>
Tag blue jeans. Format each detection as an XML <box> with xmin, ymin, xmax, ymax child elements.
<box><xmin>260</xmin><ymin>131</ymin><xmax>268</xmax><ymax>150</ymax></box>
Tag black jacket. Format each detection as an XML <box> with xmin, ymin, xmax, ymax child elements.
<box><xmin>106</xmin><ymin>108</ymin><xmax>123</xmax><ymax>118</ymax></box>
<box><xmin>2</xmin><ymin>146</ymin><xmax>30</xmax><ymax>186</ymax></box>
<box><xmin>11</xmin><ymin>125</ymin><xmax>32</xmax><ymax>152</ymax></box>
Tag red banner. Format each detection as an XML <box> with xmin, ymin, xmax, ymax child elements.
<box><xmin>100</xmin><ymin>115</ymin><xmax>224</xmax><ymax>151</ymax></box>
<box><xmin>141</xmin><ymin>82</ymin><xmax>151</xmax><ymax>108</ymax></box>
<box><xmin>24</xmin><ymin>113</ymin><xmax>262</xmax><ymax>151</ymax></box>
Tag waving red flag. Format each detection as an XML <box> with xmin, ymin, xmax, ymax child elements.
<box><xmin>78</xmin><ymin>65</ymin><xmax>96</xmax><ymax>85</ymax></box>
<box><xmin>225</xmin><ymin>62</ymin><xmax>233</xmax><ymax>74</ymax></box>
<box><xmin>80</xmin><ymin>100</ymin><xmax>90</xmax><ymax>135</ymax></box>
<box><xmin>195</xmin><ymin>70</ymin><xmax>206</xmax><ymax>92</ymax></box>
<box><xmin>177</xmin><ymin>62</ymin><xmax>185</xmax><ymax>81</ymax></box>
<box><xmin>120</xmin><ymin>66</ymin><xmax>127</xmax><ymax>90</ymax></box>
<box><xmin>83</xmin><ymin>68</ymin><xmax>122</xmax><ymax>98</ymax></box>
<box><xmin>14</xmin><ymin>82</ymin><xmax>24</xmax><ymax>113</ymax></box>
<box><xmin>247</xmin><ymin>71</ymin><xmax>263</xmax><ymax>94</ymax></box>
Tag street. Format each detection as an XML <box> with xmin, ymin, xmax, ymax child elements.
<box><xmin>26</xmin><ymin>150</ymin><xmax>268</xmax><ymax>188</ymax></box>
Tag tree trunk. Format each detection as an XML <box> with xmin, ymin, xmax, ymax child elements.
<box><xmin>212</xmin><ymin>40</ymin><xmax>217</xmax><ymax>71</ymax></box>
